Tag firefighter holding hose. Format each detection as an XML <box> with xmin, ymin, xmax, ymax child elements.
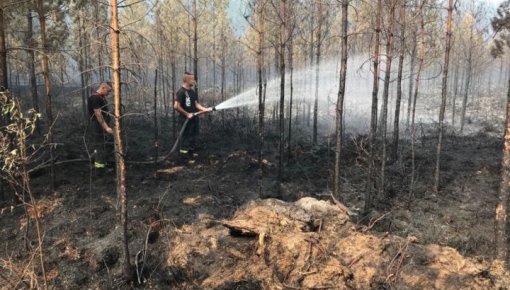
<box><xmin>174</xmin><ymin>72</ymin><xmax>213</xmax><ymax>156</ymax></box>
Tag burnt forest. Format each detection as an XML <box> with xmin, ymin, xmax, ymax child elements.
<box><xmin>1</xmin><ymin>0</ymin><xmax>510</xmax><ymax>289</ymax></box>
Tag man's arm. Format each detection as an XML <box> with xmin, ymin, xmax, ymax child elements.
<box><xmin>196</xmin><ymin>101</ymin><xmax>212</xmax><ymax>112</ymax></box>
<box><xmin>94</xmin><ymin>109</ymin><xmax>113</xmax><ymax>134</ymax></box>
<box><xmin>174</xmin><ymin>100</ymin><xmax>193</xmax><ymax>119</ymax></box>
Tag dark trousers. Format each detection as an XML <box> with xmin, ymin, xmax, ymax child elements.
<box><xmin>180</xmin><ymin>116</ymin><xmax>199</xmax><ymax>151</ymax></box>
<box><xmin>87</xmin><ymin>121</ymin><xmax>112</xmax><ymax>166</ymax></box>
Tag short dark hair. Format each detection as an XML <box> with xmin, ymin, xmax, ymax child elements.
<box><xmin>183</xmin><ymin>72</ymin><xmax>194</xmax><ymax>82</ymax></box>
<box><xmin>98</xmin><ymin>82</ymin><xmax>112</xmax><ymax>91</ymax></box>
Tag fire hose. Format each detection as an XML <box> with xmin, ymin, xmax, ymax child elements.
<box><xmin>127</xmin><ymin>107</ymin><xmax>216</xmax><ymax>164</ymax></box>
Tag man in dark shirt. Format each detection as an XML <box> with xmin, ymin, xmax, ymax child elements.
<box><xmin>174</xmin><ymin>72</ymin><xmax>212</xmax><ymax>155</ymax></box>
<box><xmin>88</xmin><ymin>83</ymin><xmax>113</xmax><ymax>169</ymax></box>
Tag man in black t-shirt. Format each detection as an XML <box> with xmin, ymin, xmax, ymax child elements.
<box><xmin>87</xmin><ymin>83</ymin><xmax>113</xmax><ymax>169</ymax></box>
<box><xmin>174</xmin><ymin>72</ymin><xmax>212</xmax><ymax>155</ymax></box>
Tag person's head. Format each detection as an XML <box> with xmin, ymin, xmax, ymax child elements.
<box><xmin>182</xmin><ymin>72</ymin><xmax>196</xmax><ymax>88</ymax></box>
<box><xmin>97</xmin><ymin>82</ymin><xmax>112</xmax><ymax>96</ymax></box>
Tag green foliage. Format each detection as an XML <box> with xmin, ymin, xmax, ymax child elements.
<box><xmin>492</xmin><ymin>1</ymin><xmax>510</xmax><ymax>33</ymax></box>
<box><xmin>491</xmin><ymin>1</ymin><xmax>510</xmax><ymax>58</ymax></box>
<box><xmin>0</xmin><ymin>91</ymin><xmax>39</xmax><ymax>175</ymax></box>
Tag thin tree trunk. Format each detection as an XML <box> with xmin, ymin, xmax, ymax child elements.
<box><xmin>162</xmin><ymin>57</ymin><xmax>168</xmax><ymax>118</ymax></box>
<box><xmin>171</xmin><ymin>44</ymin><xmax>177</xmax><ymax>139</ymax></box>
<box><xmin>0</xmin><ymin>7</ymin><xmax>9</xmax><ymax>89</ymax></box>
<box><xmin>84</xmin><ymin>27</ymin><xmax>91</xmax><ymax>100</ymax></box>
<box><xmin>460</xmin><ymin>21</ymin><xmax>476</xmax><ymax>134</ymax></box>
<box><xmin>365</xmin><ymin>0</ymin><xmax>383</xmax><ymax>213</ymax></box>
<box><xmin>186</xmin><ymin>0</ymin><xmax>191</xmax><ymax>71</ymax></box>
<box><xmin>78</xmin><ymin>12</ymin><xmax>87</xmax><ymax>121</ymax></box>
<box><xmin>406</xmin><ymin>33</ymin><xmax>417</xmax><ymax>130</ymax></box>
<box><xmin>305</xmin><ymin>21</ymin><xmax>314</xmax><ymax>127</ymax></box>
<box><xmin>313</xmin><ymin>2</ymin><xmax>322</xmax><ymax>145</ymax></box>
<box><xmin>287</xmin><ymin>36</ymin><xmax>293</xmax><ymax>161</ymax></box>
<box><xmin>154</xmin><ymin>69</ymin><xmax>158</xmax><ymax>169</ymax></box>
<box><xmin>27</xmin><ymin>11</ymin><xmax>38</xmax><ymax>112</ymax></box>
<box><xmin>273</xmin><ymin>102</ymin><xmax>277</xmax><ymax>130</ymax></box>
<box><xmin>16</xmin><ymin>73</ymin><xmax>20</xmax><ymax>96</ymax></box>
<box><xmin>307</xmin><ymin>18</ymin><xmax>313</xmax><ymax>129</ymax></box>
<box><xmin>433</xmin><ymin>0</ymin><xmax>453</xmax><ymax>193</ymax></box>
<box><xmin>380</xmin><ymin>0</ymin><xmax>396</xmax><ymax>197</ymax></box>
<box><xmin>15</xmin><ymin>101</ymin><xmax>48</xmax><ymax>290</ymax></box>
<box><xmin>456</xmin><ymin>67</ymin><xmax>467</xmax><ymax>128</ymax></box>
<box><xmin>192</xmin><ymin>0</ymin><xmax>198</xmax><ymax>94</ymax></box>
<box><xmin>95</xmin><ymin>0</ymin><xmax>105</xmax><ymax>81</ymax></box>
<box><xmin>257</xmin><ymin>0</ymin><xmax>265</xmax><ymax>194</ymax></box>
<box><xmin>451</xmin><ymin>60</ymin><xmax>460</xmax><ymax>128</ymax></box>
<box><xmin>278</xmin><ymin>0</ymin><xmax>286</xmax><ymax>184</ymax></box>
<box><xmin>410</xmin><ymin>0</ymin><xmax>426</xmax><ymax>200</ymax></box>
<box><xmin>213</xmin><ymin>16</ymin><xmax>217</xmax><ymax>90</ymax></box>
<box><xmin>109</xmin><ymin>0</ymin><xmax>131</xmax><ymax>278</ymax></box>
<box><xmin>495</xmin><ymin>66</ymin><xmax>510</xmax><ymax>267</ymax></box>
<box><xmin>334</xmin><ymin>0</ymin><xmax>349</xmax><ymax>199</ymax></box>
<box><xmin>263</xmin><ymin>66</ymin><xmax>267</xmax><ymax>119</ymax></box>
<box><xmin>274</xmin><ymin>46</ymin><xmax>279</xmax><ymax>74</ymax></box>
<box><xmin>392</xmin><ymin>0</ymin><xmax>406</xmax><ymax>161</ymax></box>
<box><xmin>162</xmin><ymin>66</ymin><xmax>167</xmax><ymax>117</ymax></box>
<box><xmin>205</xmin><ymin>56</ymin><xmax>209</xmax><ymax>88</ymax></box>
<box><xmin>221</xmin><ymin>31</ymin><xmax>226</xmax><ymax>128</ymax></box>
<box><xmin>37</xmin><ymin>0</ymin><xmax>55</xmax><ymax>190</ymax></box>
<box><xmin>460</xmin><ymin>69</ymin><xmax>472</xmax><ymax>133</ymax></box>
<box><xmin>460</xmin><ymin>33</ymin><xmax>473</xmax><ymax>133</ymax></box>
<box><xmin>7</xmin><ymin>59</ymin><xmax>11</xmax><ymax>89</ymax></box>
<box><xmin>157</xmin><ymin>17</ymin><xmax>167</xmax><ymax>118</ymax></box>
<box><xmin>0</xmin><ymin>8</ymin><xmax>7</xmax><ymax>89</ymax></box>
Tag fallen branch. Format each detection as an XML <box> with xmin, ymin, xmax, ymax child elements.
<box><xmin>222</xmin><ymin>220</ymin><xmax>260</xmax><ymax>237</ymax></box>
<box><xmin>329</xmin><ymin>193</ymin><xmax>351</xmax><ymax>216</ymax></box>
<box><xmin>385</xmin><ymin>238</ymin><xmax>411</xmax><ymax>285</ymax></box>
<box><xmin>361</xmin><ymin>213</ymin><xmax>389</xmax><ymax>233</ymax></box>
<box><xmin>256</xmin><ymin>231</ymin><xmax>266</xmax><ymax>256</ymax></box>
<box><xmin>348</xmin><ymin>254</ymin><xmax>363</xmax><ymax>267</ymax></box>
<box><xmin>298</xmin><ymin>270</ymin><xmax>317</xmax><ymax>276</ymax></box>
<box><xmin>27</xmin><ymin>159</ymin><xmax>88</xmax><ymax>174</ymax></box>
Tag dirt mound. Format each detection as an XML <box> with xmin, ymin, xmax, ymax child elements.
<box><xmin>164</xmin><ymin>197</ymin><xmax>510</xmax><ymax>289</ymax></box>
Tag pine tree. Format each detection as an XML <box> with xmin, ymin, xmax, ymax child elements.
<box><xmin>491</xmin><ymin>0</ymin><xmax>510</xmax><ymax>268</ymax></box>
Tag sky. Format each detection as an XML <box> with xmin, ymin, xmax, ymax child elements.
<box><xmin>228</xmin><ymin>0</ymin><xmax>248</xmax><ymax>36</ymax></box>
<box><xmin>227</xmin><ymin>0</ymin><xmax>506</xmax><ymax>37</ymax></box>
<box><xmin>488</xmin><ymin>0</ymin><xmax>504</xmax><ymax>6</ymax></box>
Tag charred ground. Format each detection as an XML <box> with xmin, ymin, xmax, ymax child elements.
<box><xmin>0</xmin><ymin>108</ymin><xmax>508</xmax><ymax>289</ymax></box>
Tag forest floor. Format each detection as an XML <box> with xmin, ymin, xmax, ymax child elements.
<box><xmin>0</xmin><ymin>109</ymin><xmax>509</xmax><ymax>289</ymax></box>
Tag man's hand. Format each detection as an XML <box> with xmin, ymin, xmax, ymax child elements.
<box><xmin>94</xmin><ymin>109</ymin><xmax>113</xmax><ymax>134</ymax></box>
<box><xmin>207</xmin><ymin>107</ymin><xmax>213</xmax><ymax>112</ymax></box>
<box><xmin>186</xmin><ymin>113</ymin><xmax>193</xmax><ymax>119</ymax></box>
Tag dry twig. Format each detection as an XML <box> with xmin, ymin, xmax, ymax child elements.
<box><xmin>385</xmin><ymin>237</ymin><xmax>411</xmax><ymax>285</ymax></box>
<box><xmin>361</xmin><ymin>212</ymin><xmax>389</xmax><ymax>233</ymax></box>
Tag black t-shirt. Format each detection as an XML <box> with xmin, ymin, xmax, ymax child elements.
<box><xmin>88</xmin><ymin>93</ymin><xmax>111</xmax><ymax>123</ymax></box>
<box><xmin>176</xmin><ymin>87</ymin><xmax>198</xmax><ymax>113</ymax></box>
